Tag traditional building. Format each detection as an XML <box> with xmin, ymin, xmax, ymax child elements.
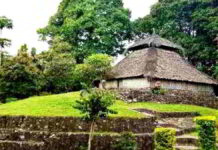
<box><xmin>102</xmin><ymin>35</ymin><xmax>218</xmax><ymax>94</ymax></box>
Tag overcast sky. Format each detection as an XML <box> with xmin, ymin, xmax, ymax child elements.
<box><xmin>0</xmin><ymin>0</ymin><xmax>158</xmax><ymax>55</ymax></box>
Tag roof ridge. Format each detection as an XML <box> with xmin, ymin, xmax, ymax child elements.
<box><xmin>143</xmin><ymin>48</ymin><xmax>158</xmax><ymax>78</ymax></box>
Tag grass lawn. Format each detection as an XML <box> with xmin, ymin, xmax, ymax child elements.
<box><xmin>128</xmin><ymin>102</ymin><xmax>218</xmax><ymax>119</ymax></box>
<box><xmin>0</xmin><ymin>92</ymin><xmax>217</xmax><ymax>121</ymax></box>
<box><xmin>0</xmin><ymin>92</ymin><xmax>143</xmax><ymax>118</ymax></box>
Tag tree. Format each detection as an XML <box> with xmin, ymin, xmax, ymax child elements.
<box><xmin>42</xmin><ymin>53</ymin><xmax>76</xmax><ymax>93</ymax></box>
<box><xmin>73</xmin><ymin>54</ymin><xmax>112</xmax><ymax>88</ymax></box>
<box><xmin>36</xmin><ymin>37</ymin><xmax>76</xmax><ymax>93</ymax></box>
<box><xmin>0</xmin><ymin>44</ymin><xmax>41</xmax><ymax>101</ymax></box>
<box><xmin>74</xmin><ymin>89</ymin><xmax>117</xmax><ymax>150</ymax></box>
<box><xmin>38</xmin><ymin>0</ymin><xmax>132</xmax><ymax>63</ymax></box>
<box><xmin>0</xmin><ymin>16</ymin><xmax>13</xmax><ymax>66</ymax></box>
<box><xmin>133</xmin><ymin>0</ymin><xmax>218</xmax><ymax>78</ymax></box>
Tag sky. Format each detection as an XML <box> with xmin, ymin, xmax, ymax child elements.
<box><xmin>0</xmin><ymin>0</ymin><xmax>158</xmax><ymax>55</ymax></box>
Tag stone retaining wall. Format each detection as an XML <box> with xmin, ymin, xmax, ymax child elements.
<box><xmin>0</xmin><ymin>132</ymin><xmax>153</xmax><ymax>150</ymax></box>
<box><xmin>134</xmin><ymin>109</ymin><xmax>200</xmax><ymax>118</ymax></box>
<box><xmin>0</xmin><ymin>116</ymin><xmax>156</xmax><ymax>133</ymax></box>
<box><xmin>118</xmin><ymin>90</ymin><xmax>218</xmax><ymax>109</ymax></box>
<box><xmin>0</xmin><ymin>116</ymin><xmax>156</xmax><ymax>150</ymax></box>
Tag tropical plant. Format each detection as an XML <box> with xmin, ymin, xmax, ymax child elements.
<box><xmin>74</xmin><ymin>89</ymin><xmax>117</xmax><ymax>150</ymax></box>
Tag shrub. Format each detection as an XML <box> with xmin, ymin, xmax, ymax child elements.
<box><xmin>159</xmin><ymin>88</ymin><xmax>168</xmax><ymax>95</ymax></box>
<box><xmin>152</xmin><ymin>87</ymin><xmax>168</xmax><ymax>95</ymax></box>
<box><xmin>74</xmin><ymin>89</ymin><xmax>117</xmax><ymax>150</ymax></box>
<box><xmin>113</xmin><ymin>132</ymin><xmax>137</xmax><ymax>150</ymax></box>
<box><xmin>154</xmin><ymin>128</ymin><xmax>176</xmax><ymax>150</ymax></box>
<box><xmin>74</xmin><ymin>89</ymin><xmax>117</xmax><ymax>120</ymax></box>
<box><xmin>196</xmin><ymin>116</ymin><xmax>216</xmax><ymax>150</ymax></box>
<box><xmin>73</xmin><ymin>54</ymin><xmax>113</xmax><ymax>88</ymax></box>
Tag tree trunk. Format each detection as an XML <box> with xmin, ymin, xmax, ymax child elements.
<box><xmin>88</xmin><ymin>121</ymin><xmax>95</xmax><ymax>150</ymax></box>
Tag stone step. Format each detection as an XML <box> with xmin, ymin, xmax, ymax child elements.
<box><xmin>176</xmin><ymin>135</ymin><xmax>198</xmax><ymax>146</ymax></box>
<box><xmin>175</xmin><ymin>145</ymin><xmax>199</xmax><ymax>150</ymax></box>
<box><xmin>157</xmin><ymin>123</ymin><xmax>179</xmax><ymax>128</ymax></box>
<box><xmin>176</xmin><ymin>128</ymin><xmax>196</xmax><ymax>136</ymax></box>
<box><xmin>0</xmin><ymin>140</ymin><xmax>44</xmax><ymax>150</ymax></box>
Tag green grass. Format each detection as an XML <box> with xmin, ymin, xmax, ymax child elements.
<box><xmin>0</xmin><ymin>92</ymin><xmax>143</xmax><ymax>118</ymax></box>
<box><xmin>128</xmin><ymin>102</ymin><xmax>218</xmax><ymax>119</ymax></box>
<box><xmin>0</xmin><ymin>92</ymin><xmax>217</xmax><ymax>121</ymax></box>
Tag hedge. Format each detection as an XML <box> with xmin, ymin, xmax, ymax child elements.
<box><xmin>196</xmin><ymin>116</ymin><xmax>216</xmax><ymax>150</ymax></box>
<box><xmin>154</xmin><ymin>128</ymin><xmax>176</xmax><ymax>150</ymax></box>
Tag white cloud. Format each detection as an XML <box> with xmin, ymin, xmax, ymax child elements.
<box><xmin>0</xmin><ymin>0</ymin><xmax>157</xmax><ymax>55</ymax></box>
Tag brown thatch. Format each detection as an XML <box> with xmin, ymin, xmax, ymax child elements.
<box><xmin>128</xmin><ymin>35</ymin><xmax>183</xmax><ymax>51</ymax></box>
<box><xmin>106</xmin><ymin>48</ymin><xmax>217</xmax><ymax>85</ymax></box>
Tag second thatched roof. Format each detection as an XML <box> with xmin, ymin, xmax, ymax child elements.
<box><xmin>128</xmin><ymin>35</ymin><xmax>183</xmax><ymax>51</ymax></box>
<box><xmin>106</xmin><ymin>48</ymin><xmax>217</xmax><ymax>85</ymax></box>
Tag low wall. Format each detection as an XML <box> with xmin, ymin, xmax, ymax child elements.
<box><xmin>0</xmin><ymin>116</ymin><xmax>156</xmax><ymax>150</ymax></box>
<box><xmin>0</xmin><ymin>116</ymin><xmax>156</xmax><ymax>133</ymax></box>
<box><xmin>134</xmin><ymin>109</ymin><xmax>200</xmax><ymax>118</ymax></box>
<box><xmin>118</xmin><ymin>89</ymin><xmax>218</xmax><ymax>109</ymax></box>
<box><xmin>0</xmin><ymin>132</ymin><xmax>153</xmax><ymax>150</ymax></box>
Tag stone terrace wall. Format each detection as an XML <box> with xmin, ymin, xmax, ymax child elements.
<box><xmin>0</xmin><ymin>116</ymin><xmax>156</xmax><ymax>133</ymax></box>
<box><xmin>0</xmin><ymin>116</ymin><xmax>156</xmax><ymax>150</ymax></box>
<box><xmin>118</xmin><ymin>90</ymin><xmax>218</xmax><ymax>109</ymax></box>
<box><xmin>0</xmin><ymin>131</ymin><xmax>153</xmax><ymax>150</ymax></box>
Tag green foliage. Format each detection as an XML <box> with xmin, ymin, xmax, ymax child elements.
<box><xmin>35</xmin><ymin>37</ymin><xmax>77</xmax><ymax>93</ymax></box>
<box><xmin>42</xmin><ymin>53</ymin><xmax>76</xmax><ymax>93</ymax></box>
<box><xmin>133</xmin><ymin>0</ymin><xmax>218</xmax><ymax>78</ymax></box>
<box><xmin>113</xmin><ymin>132</ymin><xmax>137</xmax><ymax>150</ymax></box>
<box><xmin>31</xmin><ymin>47</ymin><xmax>37</xmax><ymax>57</ymax></box>
<box><xmin>0</xmin><ymin>44</ymin><xmax>41</xmax><ymax>100</ymax></box>
<box><xmin>38</xmin><ymin>0</ymin><xmax>132</xmax><ymax>63</ymax></box>
<box><xmin>0</xmin><ymin>16</ymin><xmax>13</xmax><ymax>49</ymax></box>
<box><xmin>159</xmin><ymin>88</ymin><xmax>168</xmax><ymax>95</ymax></box>
<box><xmin>154</xmin><ymin>128</ymin><xmax>176</xmax><ymax>150</ymax></box>
<box><xmin>74</xmin><ymin>89</ymin><xmax>117</xmax><ymax>150</ymax></box>
<box><xmin>73</xmin><ymin>54</ymin><xmax>112</xmax><ymax>88</ymax></box>
<box><xmin>73</xmin><ymin>64</ymin><xmax>95</xmax><ymax>89</ymax></box>
<box><xmin>151</xmin><ymin>87</ymin><xmax>168</xmax><ymax>95</ymax></box>
<box><xmin>196</xmin><ymin>116</ymin><xmax>217</xmax><ymax>150</ymax></box>
<box><xmin>0</xmin><ymin>16</ymin><xmax>13</xmax><ymax>29</ymax></box>
<box><xmin>84</xmin><ymin>54</ymin><xmax>113</xmax><ymax>79</ymax></box>
<box><xmin>74</xmin><ymin>89</ymin><xmax>117</xmax><ymax>120</ymax></box>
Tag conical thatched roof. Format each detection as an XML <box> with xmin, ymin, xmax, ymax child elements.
<box><xmin>106</xmin><ymin>48</ymin><xmax>217</xmax><ymax>85</ymax></box>
<box><xmin>128</xmin><ymin>35</ymin><xmax>183</xmax><ymax>51</ymax></box>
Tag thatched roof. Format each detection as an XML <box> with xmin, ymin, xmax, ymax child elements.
<box><xmin>106</xmin><ymin>48</ymin><xmax>217</xmax><ymax>85</ymax></box>
<box><xmin>128</xmin><ymin>35</ymin><xmax>183</xmax><ymax>51</ymax></box>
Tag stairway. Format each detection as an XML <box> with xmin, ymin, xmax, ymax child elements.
<box><xmin>175</xmin><ymin>135</ymin><xmax>199</xmax><ymax>150</ymax></box>
<box><xmin>157</xmin><ymin>117</ymin><xmax>200</xmax><ymax>150</ymax></box>
<box><xmin>157</xmin><ymin>117</ymin><xmax>218</xmax><ymax>150</ymax></box>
